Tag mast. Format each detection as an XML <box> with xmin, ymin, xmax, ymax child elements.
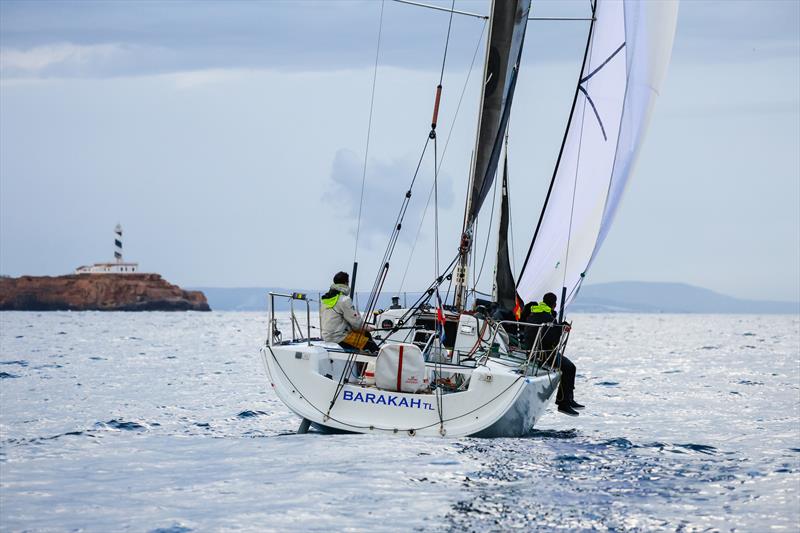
<box><xmin>454</xmin><ymin>0</ymin><xmax>530</xmax><ymax>310</ymax></box>
<box><xmin>452</xmin><ymin>0</ymin><xmax>493</xmax><ymax>310</ymax></box>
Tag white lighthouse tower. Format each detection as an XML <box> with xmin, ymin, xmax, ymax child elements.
<box><xmin>114</xmin><ymin>223</ymin><xmax>123</xmax><ymax>262</ymax></box>
<box><xmin>75</xmin><ymin>224</ymin><xmax>140</xmax><ymax>274</ymax></box>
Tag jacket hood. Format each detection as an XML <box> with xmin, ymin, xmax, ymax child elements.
<box><xmin>330</xmin><ymin>283</ymin><xmax>350</xmax><ymax>296</ymax></box>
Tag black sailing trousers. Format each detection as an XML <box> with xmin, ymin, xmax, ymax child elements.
<box><xmin>556</xmin><ymin>355</ymin><xmax>576</xmax><ymax>404</ymax></box>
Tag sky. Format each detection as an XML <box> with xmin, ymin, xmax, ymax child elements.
<box><xmin>1</xmin><ymin>0</ymin><xmax>798</xmax><ymax>302</ymax></box>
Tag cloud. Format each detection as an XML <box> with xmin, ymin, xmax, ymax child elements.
<box><xmin>0</xmin><ymin>0</ymin><xmax>487</xmax><ymax>79</ymax></box>
<box><xmin>1</xmin><ymin>43</ymin><xmax>249</xmax><ymax>88</ymax></box>
<box><xmin>324</xmin><ymin>148</ymin><xmax>454</xmax><ymax>250</ymax></box>
<box><xmin>0</xmin><ymin>42</ymin><xmax>124</xmax><ymax>77</ymax></box>
<box><xmin>164</xmin><ymin>68</ymin><xmax>248</xmax><ymax>90</ymax></box>
<box><xmin>2</xmin><ymin>0</ymin><xmax>796</xmax><ymax>81</ymax></box>
<box><xmin>0</xmin><ymin>42</ymin><xmax>191</xmax><ymax>80</ymax></box>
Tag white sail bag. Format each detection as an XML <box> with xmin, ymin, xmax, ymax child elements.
<box><xmin>375</xmin><ymin>343</ymin><xmax>428</xmax><ymax>393</ymax></box>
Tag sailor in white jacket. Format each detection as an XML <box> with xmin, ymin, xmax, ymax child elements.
<box><xmin>320</xmin><ymin>271</ymin><xmax>377</xmax><ymax>352</ymax></box>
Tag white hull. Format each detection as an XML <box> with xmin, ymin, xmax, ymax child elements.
<box><xmin>261</xmin><ymin>341</ymin><xmax>561</xmax><ymax>438</ymax></box>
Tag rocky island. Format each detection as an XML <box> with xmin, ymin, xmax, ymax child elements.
<box><xmin>0</xmin><ymin>274</ymin><xmax>210</xmax><ymax>311</ymax></box>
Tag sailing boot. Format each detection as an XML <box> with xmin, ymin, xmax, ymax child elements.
<box><xmin>569</xmin><ymin>400</ymin><xmax>585</xmax><ymax>410</ymax></box>
<box><xmin>557</xmin><ymin>401</ymin><xmax>579</xmax><ymax>417</ymax></box>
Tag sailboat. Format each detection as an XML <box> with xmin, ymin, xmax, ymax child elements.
<box><xmin>260</xmin><ymin>0</ymin><xmax>678</xmax><ymax>437</ymax></box>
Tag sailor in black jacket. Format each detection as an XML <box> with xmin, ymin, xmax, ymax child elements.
<box><xmin>522</xmin><ymin>292</ymin><xmax>585</xmax><ymax>417</ymax></box>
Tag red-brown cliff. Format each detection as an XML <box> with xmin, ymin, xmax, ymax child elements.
<box><xmin>0</xmin><ymin>274</ymin><xmax>210</xmax><ymax>311</ymax></box>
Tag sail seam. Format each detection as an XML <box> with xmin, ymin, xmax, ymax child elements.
<box><xmin>580</xmin><ymin>41</ymin><xmax>625</xmax><ymax>84</ymax></box>
<box><xmin>577</xmin><ymin>85</ymin><xmax>608</xmax><ymax>141</ymax></box>
<box><xmin>577</xmin><ymin>41</ymin><xmax>626</xmax><ymax>142</ymax></box>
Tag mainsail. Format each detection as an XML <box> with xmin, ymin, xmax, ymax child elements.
<box><xmin>465</xmin><ymin>0</ymin><xmax>530</xmax><ymax>226</ymax></box>
<box><xmin>516</xmin><ymin>0</ymin><xmax>678</xmax><ymax>309</ymax></box>
<box><xmin>455</xmin><ymin>0</ymin><xmax>530</xmax><ymax>309</ymax></box>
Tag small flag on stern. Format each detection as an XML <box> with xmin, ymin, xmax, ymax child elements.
<box><xmin>513</xmin><ymin>293</ymin><xmax>523</xmax><ymax>320</ymax></box>
<box><xmin>435</xmin><ymin>290</ymin><xmax>446</xmax><ymax>343</ymax></box>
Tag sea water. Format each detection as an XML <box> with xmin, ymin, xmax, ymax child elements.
<box><xmin>1</xmin><ymin>312</ymin><xmax>798</xmax><ymax>532</ymax></box>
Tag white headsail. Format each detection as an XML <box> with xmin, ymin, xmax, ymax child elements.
<box><xmin>516</xmin><ymin>0</ymin><xmax>679</xmax><ymax>309</ymax></box>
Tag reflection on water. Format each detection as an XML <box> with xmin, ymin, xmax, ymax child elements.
<box><xmin>1</xmin><ymin>312</ymin><xmax>798</xmax><ymax>531</ymax></box>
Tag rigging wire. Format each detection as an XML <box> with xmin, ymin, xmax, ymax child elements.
<box><xmin>443</xmin><ymin>269</ymin><xmax>454</xmax><ymax>303</ymax></box>
<box><xmin>393</xmin><ymin>0</ymin><xmax>486</xmax><ymax>20</ymax></box>
<box><xmin>353</xmin><ymin>0</ymin><xmax>386</xmax><ymax>264</ymax></box>
<box><xmin>361</xmin><ymin>136</ymin><xmax>431</xmax><ymax>325</ymax></box>
<box><xmin>433</xmin><ymin>138</ymin><xmax>441</xmax><ymax>281</ymax></box>
<box><xmin>430</xmin><ymin>0</ymin><xmax>455</xmax><ymax>437</ymax></box>
<box><xmin>377</xmin><ymin>252</ymin><xmax>460</xmax><ymax>349</ymax></box>
<box><xmin>431</xmin><ymin>0</ymin><xmax>454</xmax><ymax>285</ymax></box>
<box><xmin>438</xmin><ymin>0</ymin><xmax>456</xmax><ymax>85</ymax></box>
<box><xmin>432</xmin><ymin>133</ymin><xmax>444</xmax><ymax>433</ymax></box>
<box><xmin>433</xmin><ymin>132</ymin><xmax>445</xmax><ymax>435</ymax></box>
<box><xmin>396</xmin><ymin>19</ymin><xmax>487</xmax><ymax>296</ymax></box>
<box><xmin>561</xmin><ymin>11</ymin><xmax>598</xmax><ymax>299</ymax></box>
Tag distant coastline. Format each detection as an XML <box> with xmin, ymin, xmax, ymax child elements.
<box><xmin>191</xmin><ymin>282</ymin><xmax>799</xmax><ymax>314</ymax></box>
<box><xmin>570</xmin><ymin>282</ymin><xmax>799</xmax><ymax>314</ymax></box>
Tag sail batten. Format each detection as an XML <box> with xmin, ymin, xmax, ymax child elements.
<box><xmin>516</xmin><ymin>0</ymin><xmax>678</xmax><ymax>309</ymax></box>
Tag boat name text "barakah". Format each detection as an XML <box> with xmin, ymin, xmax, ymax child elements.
<box><xmin>342</xmin><ymin>390</ymin><xmax>435</xmax><ymax>411</ymax></box>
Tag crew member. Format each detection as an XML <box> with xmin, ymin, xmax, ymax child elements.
<box><xmin>320</xmin><ymin>271</ymin><xmax>378</xmax><ymax>352</ymax></box>
<box><xmin>523</xmin><ymin>292</ymin><xmax>584</xmax><ymax>417</ymax></box>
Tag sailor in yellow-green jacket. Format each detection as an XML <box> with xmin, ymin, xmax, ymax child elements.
<box><xmin>521</xmin><ymin>292</ymin><xmax>584</xmax><ymax>417</ymax></box>
<box><xmin>320</xmin><ymin>271</ymin><xmax>378</xmax><ymax>352</ymax></box>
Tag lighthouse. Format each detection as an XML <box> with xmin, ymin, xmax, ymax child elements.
<box><xmin>114</xmin><ymin>224</ymin><xmax>123</xmax><ymax>262</ymax></box>
<box><xmin>75</xmin><ymin>224</ymin><xmax>140</xmax><ymax>274</ymax></box>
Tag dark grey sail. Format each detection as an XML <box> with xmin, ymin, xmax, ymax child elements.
<box><xmin>494</xmin><ymin>155</ymin><xmax>517</xmax><ymax>314</ymax></box>
<box><xmin>454</xmin><ymin>0</ymin><xmax>531</xmax><ymax>310</ymax></box>
<box><xmin>466</xmin><ymin>0</ymin><xmax>531</xmax><ymax>226</ymax></box>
